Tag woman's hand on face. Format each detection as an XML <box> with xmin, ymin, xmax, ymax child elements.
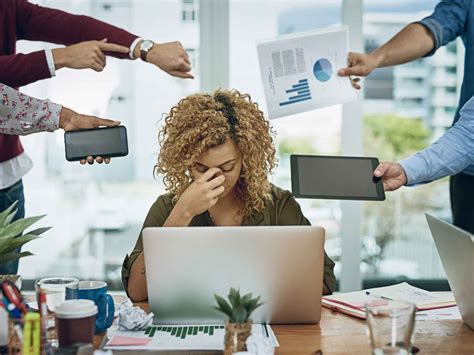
<box><xmin>176</xmin><ymin>167</ymin><xmax>226</xmax><ymax>218</ymax></box>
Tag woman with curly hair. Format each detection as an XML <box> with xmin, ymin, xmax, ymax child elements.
<box><xmin>122</xmin><ymin>89</ymin><xmax>336</xmax><ymax>301</ymax></box>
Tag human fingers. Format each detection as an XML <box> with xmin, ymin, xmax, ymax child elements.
<box><xmin>92</xmin><ymin>117</ymin><xmax>121</xmax><ymax>128</ymax></box>
<box><xmin>167</xmin><ymin>70</ymin><xmax>195</xmax><ymax>79</ymax></box>
<box><xmin>197</xmin><ymin>167</ymin><xmax>222</xmax><ymax>182</ymax></box>
<box><xmin>374</xmin><ymin>162</ymin><xmax>394</xmax><ymax>177</ymax></box>
<box><xmin>209</xmin><ymin>185</ymin><xmax>226</xmax><ymax>198</ymax></box>
<box><xmin>96</xmin><ymin>39</ymin><xmax>130</xmax><ymax>54</ymax></box>
<box><xmin>206</xmin><ymin>174</ymin><xmax>226</xmax><ymax>189</ymax></box>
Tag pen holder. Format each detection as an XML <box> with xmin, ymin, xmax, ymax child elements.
<box><xmin>223</xmin><ymin>320</ymin><xmax>252</xmax><ymax>355</ymax></box>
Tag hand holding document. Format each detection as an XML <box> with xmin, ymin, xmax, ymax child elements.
<box><xmin>257</xmin><ymin>26</ymin><xmax>357</xmax><ymax>119</ymax></box>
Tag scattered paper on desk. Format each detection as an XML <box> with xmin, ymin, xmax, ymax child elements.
<box><xmin>242</xmin><ymin>334</ymin><xmax>276</xmax><ymax>355</ymax></box>
<box><xmin>366</xmin><ymin>283</ymin><xmax>456</xmax><ymax>310</ymax></box>
<box><xmin>105</xmin><ymin>324</ymin><xmax>278</xmax><ymax>351</ymax></box>
<box><xmin>322</xmin><ymin>283</ymin><xmax>456</xmax><ymax>319</ymax></box>
<box><xmin>257</xmin><ymin>26</ymin><xmax>356</xmax><ymax>119</ymax></box>
<box><xmin>117</xmin><ymin>299</ymin><xmax>154</xmax><ymax>331</ymax></box>
<box><xmin>416</xmin><ymin>306</ymin><xmax>461</xmax><ymax>321</ymax></box>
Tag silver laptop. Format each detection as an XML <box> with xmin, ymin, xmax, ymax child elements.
<box><xmin>426</xmin><ymin>213</ymin><xmax>474</xmax><ymax>330</ymax></box>
<box><xmin>142</xmin><ymin>225</ymin><xmax>325</xmax><ymax>324</ymax></box>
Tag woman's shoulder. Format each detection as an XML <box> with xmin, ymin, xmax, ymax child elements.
<box><xmin>143</xmin><ymin>192</ymin><xmax>175</xmax><ymax>227</ymax></box>
<box><xmin>268</xmin><ymin>183</ymin><xmax>294</xmax><ymax>204</ymax></box>
<box><xmin>152</xmin><ymin>192</ymin><xmax>175</xmax><ymax>207</ymax></box>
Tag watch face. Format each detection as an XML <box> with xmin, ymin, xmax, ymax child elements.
<box><xmin>141</xmin><ymin>40</ymin><xmax>154</xmax><ymax>51</ymax></box>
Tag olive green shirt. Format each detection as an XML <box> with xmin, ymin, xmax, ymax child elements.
<box><xmin>122</xmin><ymin>184</ymin><xmax>337</xmax><ymax>294</ymax></box>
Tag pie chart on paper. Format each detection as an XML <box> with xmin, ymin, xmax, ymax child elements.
<box><xmin>313</xmin><ymin>58</ymin><xmax>333</xmax><ymax>82</ymax></box>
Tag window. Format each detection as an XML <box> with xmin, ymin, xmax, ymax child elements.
<box><xmin>18</xmin><ymin>0</ymin><xmax>200</xmax><ymax>289</ymax></box>
<box><xmin>362</xmin><ymin>0</ymin><xmax>458</xmax><ymax>287</ymax></box>
<box><xmin>230</xmin><ymin>0</ymin><xmax>344</xmax><ymax>280</ymax></box>
<box><xmin>182</xmin><ymin>0</ymin><xmax>198</xmax><ymax>23</ymax></box>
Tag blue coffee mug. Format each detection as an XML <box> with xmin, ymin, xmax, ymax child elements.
<box><xmin>77</xmin><ymin>281</ymin><xmax>114</xmax><ymax>333</ymax></box>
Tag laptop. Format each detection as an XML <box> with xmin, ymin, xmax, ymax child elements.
<box><xmin>425</xmin><ymin>213</ymin><xmax>474</xmax><ymax>330</ymax></box>
<box><xmin>142</xmin><ymin>225</ymin><xmax>325</xmax><ymax>324</ymax></box>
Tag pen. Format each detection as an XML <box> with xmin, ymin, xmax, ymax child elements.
<box><xmin>38</xmin><ymin>291</ymin><xmax>49</xmax><ymax>349</ymax></box>
<box><xmin>365</xmin><ymin>291</ymin><xmax>393</xmax><ymax>301</ymax></box>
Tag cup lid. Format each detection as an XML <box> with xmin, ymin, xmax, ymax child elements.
<box><xmin>54</xmin><ymin>300</ymin><xmax>98</xmax><ymax>319</ymax></box>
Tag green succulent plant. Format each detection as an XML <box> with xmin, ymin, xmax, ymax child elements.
<box><xmin>0</xmin><ymin>201</ymin><xmax>51</xmax><ymax>267</ymax></box>
<box><xmin>214</xmin><ymin>287</ymin><xmax>264</xmax><ymax>323</ymax></box>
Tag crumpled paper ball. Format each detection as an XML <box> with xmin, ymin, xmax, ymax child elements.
<box><xmin>117</xmin><ymin>299</ymin><xmax>154</xmax><ymax>331</ymax></box>
<box><xmin>234</xmin><ymin>334</ymin><xmax>275</xmax><ymax>355</ymax></box>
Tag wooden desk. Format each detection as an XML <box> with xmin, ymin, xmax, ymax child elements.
<box><xmin>96</xmin><ymin>302</ymin><xmax>474</xmax><ymax>354</ymax></box>
<box><xmin>272</xmin><ymin>308</ymin><xmax>473</xmax><ymax>354</ymax></box>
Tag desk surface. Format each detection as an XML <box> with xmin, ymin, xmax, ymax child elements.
<box><xmin>95</xmin><ymin>302</ymin><xmax>474</xmax><ymax>354</ymax></box>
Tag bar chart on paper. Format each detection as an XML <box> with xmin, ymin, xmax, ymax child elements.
<box><xmin>279</xmin><ymin>79</ymin><xmax>312</xmax><ymax>106</ymax></box>
<box><xmin>105</xmin><ymin>324</ymin><xmax>279</xmax><ymax>351</ymax></box>
<box><xmin>145</xmin><ymin>325</ymin><xmax>224</xmax><ymax>339</ymax></box>
<box><xmin>257</xmin><ymin>26</ymin><xmax>356</xmax><ymax>119</ymax></box>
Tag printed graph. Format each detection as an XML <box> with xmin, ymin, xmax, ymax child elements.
<box><xmin>279</xmin><ymin>79</ymin><xmax>312</xmax><ymax>106</ymax></box>
<box><xmin>313</xmin><ymin>58</ymin><xmax>333</xmax><ymax>82</ymax></box>
<box><xmin>144</xmin><ymin>325</ymin><xmax>225</xmax><ymax>340</ymax></box>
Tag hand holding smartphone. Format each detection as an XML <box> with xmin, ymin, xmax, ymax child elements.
<box><xmin>64</xmin><ymin>126</ymin><xmax>129</xmax><ymax>162</ymax></box>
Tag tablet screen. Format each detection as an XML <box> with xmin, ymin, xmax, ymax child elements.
<box><xmin>291</xmin><ymin>155</ymin><xmax>385</xmax><ymax>201</ymax></box>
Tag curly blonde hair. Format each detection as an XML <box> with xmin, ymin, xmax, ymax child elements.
<box><xmin>155</xmin><ymin>89</ymin><xmax>277</xmax><ymax>218</ymax></box>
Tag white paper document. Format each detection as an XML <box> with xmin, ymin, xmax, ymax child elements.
<box><xmin>257</xmin><ymin>26</ymin><xmax>357</xmax><ymax>119</ymax></box>
<box><xmin>105</xmin><ymin>324</ymin><xmax>279</xmax><ymax>351</ymax></box>
<box><xmin>416</xmin><ymin>306</ymin><xmax>462</xmax><ymax>321</ymax></box>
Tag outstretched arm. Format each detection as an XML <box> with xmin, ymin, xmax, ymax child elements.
<box><xmin>374</xmin><ymin>97</ymin><xmax>474</xmax><ymax>190</ymax></box>
<box><xmin>339</xmin><ymin>0</ymin><xmax>470</xmax><ymax>89</ymax></box>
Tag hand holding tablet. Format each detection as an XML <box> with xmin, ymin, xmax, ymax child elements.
<box><xmin>290</xmin><ymin>154</ymin><xmax>385</xmax><ymax>201</ymax></box>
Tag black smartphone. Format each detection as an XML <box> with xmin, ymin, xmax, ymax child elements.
<box><xmin>64</xmin><ymin>126</ymin><xmax>128</xmax><ymax>162</ymax></box>
<box><xmin>290</xmin><ymin>154</ymin><xmax>385</xmax><ymax>201</ymax></box>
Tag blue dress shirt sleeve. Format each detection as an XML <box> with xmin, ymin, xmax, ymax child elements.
<box><xmin>400</xmin><ymin>96</ymin><xmax>474</xmax><ymax>185</ymax></box>
<box><xmin>416</xmin><ymin>0</ymin><xmax>470</xmax><ymax>56</ymax></box>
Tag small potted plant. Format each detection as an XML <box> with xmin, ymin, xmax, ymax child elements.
<box><xmin>0</xmin><ymin>201</ymin><xmax>50</xmax><ymax>287</ymax></box>
<box><xmin>214</xmin><ymin>287</ymin><xmax>263</xmax><ymax>354</ymax></box>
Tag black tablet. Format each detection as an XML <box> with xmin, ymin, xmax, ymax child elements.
<box><xmin>290</xmin><ymin>155</ymin><xmax>385</xmax><ymax>201</ymax></box>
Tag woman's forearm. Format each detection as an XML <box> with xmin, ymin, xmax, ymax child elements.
<box><xmin>127</xmin><ymin>252</ymin><xmax>148</xmax><ymax>302</ymax></box>
<box><xmin>163</xmin><ymin>203</ymin><xmax>193</xmax><ymax>227</ymax></box>
<box><xmin>126</xmin><ymin>204</ymin><xmax>192</xmax><ymax>301</ymax></box>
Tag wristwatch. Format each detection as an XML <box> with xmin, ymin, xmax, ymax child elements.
<box><xmin>140</xmin><ymin>40</ymin><xmax>154</xmax><ymax>62</ymax></box>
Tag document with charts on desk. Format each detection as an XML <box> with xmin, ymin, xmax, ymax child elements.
<box><xmin>104</xmin><ymin>323</ymin><xmax>279</xmax><ymax>351</ymax></box>
<box><xmin>257</xmin><ymin>26</ymin><xmax>357</xmax><ymax>119</ymax></box>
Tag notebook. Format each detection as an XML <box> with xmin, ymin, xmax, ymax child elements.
<box><xmin>322</xmin><ymin>282</ymin><xmax>456</xmax><ymax>319</ymax></box>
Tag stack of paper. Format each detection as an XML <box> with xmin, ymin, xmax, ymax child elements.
<box><xmin>105</xmin><ymin>324</ymin><xmax>279</xmax><ymax>351</ymax></box>
<box><xmin>322</xmin><ymin>282</ymin><xmax>456</xmax><ymax>319</ymax></box>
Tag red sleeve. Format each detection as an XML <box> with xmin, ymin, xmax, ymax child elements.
<box><xmin>0</xmin><ymin>51</ymin><xmax>51</xmax><ymax>88</ymax></box>
<box><xmin>15</xmin><ymin>0</ymin><xmax>139</xmax><ymax>59</ymax></box>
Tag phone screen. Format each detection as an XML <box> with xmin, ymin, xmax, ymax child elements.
<box><xmin>64</xmin><ymin>126</ymin><xmax>128</xmax><ymax>161</ymax></box>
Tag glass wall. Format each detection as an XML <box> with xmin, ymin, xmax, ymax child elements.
<box><xmin>18</xmin><ymin>0</ymin><xmax>200</xmax><ymax>288</ymax></box>
<box><xmin>361</xmin><ymin>0</ymin><xmax>459</xmax><ymax>284</ymax></box>
<box><xmin>229</xmin><ymin>0</ymin><xmax>344</xmax><ymax>278</ymax></box>
<box><xmin>13</xmin><ymin>0</ymin><xmax>455</xmax><ymax>290</ymax></box>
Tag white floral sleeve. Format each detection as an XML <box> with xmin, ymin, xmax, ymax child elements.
<box><xmin>0</xmin><ymin>83</ymin><xmax>62</xmax><ymax>135</ymax></box>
